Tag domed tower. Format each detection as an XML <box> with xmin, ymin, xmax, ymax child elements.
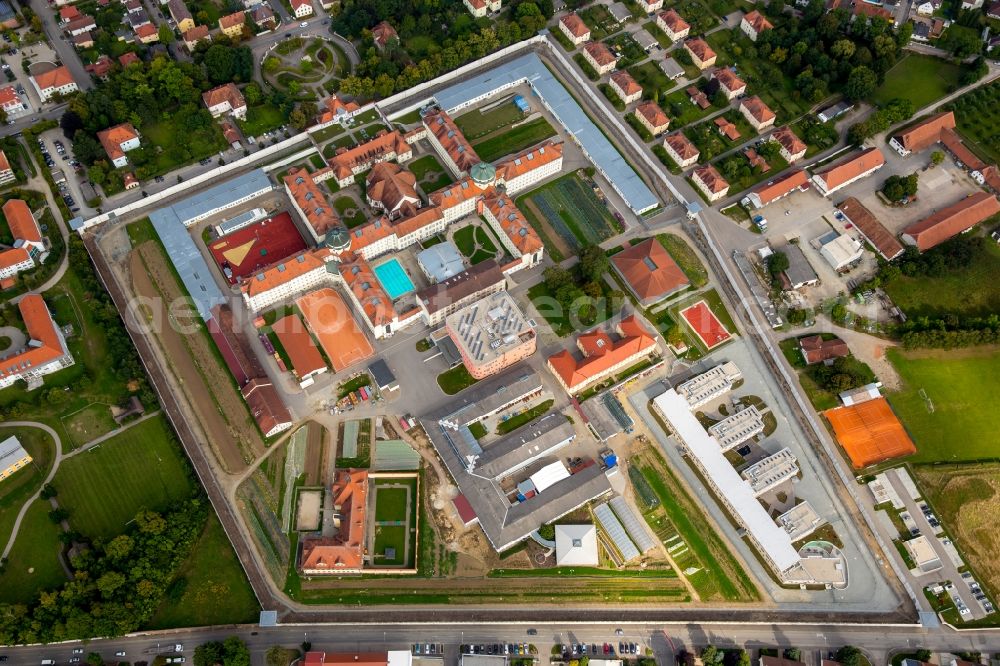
<box><xmin>323</xmin><ymin>226</ymin><xmax>351</xmax><ymax>253</ymax></box>
<box><xmin>469</xmin><ymin>161</ymin><xmax>496</xmax><ymax>189</ymax></box>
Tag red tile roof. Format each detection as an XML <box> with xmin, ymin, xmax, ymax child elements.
<box><xmin>317</xmin><ymin>94</ymin><xmax>360</xmax><ymax>125</ymax></box>
<box><xmin>118</xmin><ymin>51</ymin><xmax>140</xmax><ymax>67</ymax></box>
<box><xmin>663</xmin><ymin>132</ymin><xmax>699</xmax><ymax>161</ymax></box>
<box><xmin>902</xmin><ymin>191</ymin><xmax>1000</xmax><ymax>251</ymax></box>
<box><xmin>299</xmin><ymin>469</ymin><xmax>368</xmax><ymax>572</ymax></box>
<box><xmin>241</xmin><ymin>378</ymin><xmax>292</xmax><ymax>436</ymax></box>
<box><xmin>657</xmin><ymin>8</ymin><xmax>689</xmax><ymax>33</ymax></box>
<box><xmin>33</xmin><ymin>65</ymin><xmax>76</xmax><ymax>92</ymax></box>
<box><xmin>183</xmin><ymin>24</ymin><xmax>210</xmax><ymax>43</ymax></box>
<box><xmin>713</xmin><ymin>68</ymin><xmax>745</xmax><ymax>93</ymax></box>
<box><xmin>2</xmin><ymin>199</ymin><xmax>41</xmax><ymax>243</ymax></box>
<box><xmin>814</xmin><ymin>147</ymin><xmax>885</xmax><ymax>191</ymax></box>
<box><xmin>366</xmin><ymin>162</ymin><xmax>418</xmax><ymax>216</ymax></box>
<box><xmin>742</xmin><ymin>9</ymin><xmax>773</xmax><ymax>33</ymax></box>
<box><xmin>495</xmin><ymin>141</ymin><xmax>563</xmax><ymax>182</ymax></box>
<box><xmin>693</xmin><ymin>163</ymin><xmax>729</xmax><ymax>194</ymax></box>
<box><xmin>611</xmin><ymin>237</ymin><xmax>689</xmax><ymax>303</ymax></box>
<box><xmin>548</xmin><ymin>316</ymin><xmax>657</xmax><ymax>390</ymax></box>
<box><xmin>610</xmin><ymin>70</ymin><xmax>642</xmax><ymax>97</ymax></box>
<box><xmin>0</xmin><ymin>247</ymin><xmax>30</xmax><ymax>271</ymax></box>
<box><xmin>218</xmin><ymin>10</ymin><xmax>245</xmax><ymax>29</ymax></box>
<box><xmin>893</xmin><ymin>111</ymin><xmax>956</xmax><ymax>153</ymax></box>
<box><xmin>799</xmin><ymin>334</ymin><xmax>849</xmax><ymax>364</ymax></box>
<box><xmin>751</xmin><ymin>169</ymin><xmax>808</xmax><ymax>206</ymax></box>
<box><xmin>273</xmin><ymin>314</ymin><xmax>327</xmax><ymax>376</ymax></box>
<box><xmin>202</xmin><ymin>82</ymin><xmax>245</xmax><ymax>111</ymax></box>
<box><xmin>635</xmin><ymin>100</ymin><xmax>669</xmax><ymax>130</ymax></box>
<box><xmin>372</xmin><ymin>21</ymin><xmax>397</xmax><ymax>47</ymax></box>
<box><xmin>684</xmin><ymin>37</ymin><xmax>715</xmax><ymax>62</ymax></box>
<box><xmin>836</xmin><ymin>197</ymin><xmax>904</xmax><ymax>260</ymax></box>
<box><xmin>771</xmin><ymin>125</ymin><xmax>806</xmax><ymax>157</ymax></box>
<box><xmin>583</xmin><ymin>41</ymin><xmax>617</xmax><ymax>67</ymax></box>
<box><xmin>939</xmin><ymin>128</ymin><xmax>985</xmax><ymax>171</ymax></box>
<box><xmin>0</xmin><ymin>295</ymin><xmax>66</xmax><ymax>383</ymax></box>
<box><xmin>329</xmin><ymin>130</ymin><xmax>411</xmax><ymax>181</ymax></box>
<box><xmin>483</xmin><ymin>193</ymin><xmax>544</xmax><ymax>256</ymax></box>
<box><xmin>560</xmin><ymin>13</ymin><xmax>590</xmax><ymax>38</ymax></box>
<box><xmin>424</xmin><ymin>109</ymin><xmax>480</xmax><ymax>173</ymax></box>
<box><xmin>714</xmin><ymin>115</ymin><xmax>741</xmax><ymax>140</ymax></box>
<box><xmin>740</xmin><ymin>95</ymin><xmax>775</xmax><ymax>124</ymax></box>
<box><xmin>339</xmin><ymin>253</ymin><xmax>396</xmax><ymax>328</ymax></box>
<box><xmin>97</xmin><ymin>122</ymin><xmax>138</xmax><ymax>163</ymax></box>
<box><xmin>284</xmin><ymin>168</ymin><xmax>342</xmax><ymax>237</ymax></box>
<box><xmin>0</xmin><ymin>149</ymin><xmax>10</xmax><ymax>174</ymax></box>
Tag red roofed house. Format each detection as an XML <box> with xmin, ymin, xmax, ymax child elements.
<box><xmin>656</xmin><ymin>9</ymin><xmax>690</xmax><ymax>41</ymax></box>
<box><xmin>583</xmin><ymin>41</ymin><xmax>617</xmax><ymax>75</ymax></box>
<box><xmin>746</xmin><ymin>169</ymin><xmax>809</xmax><ymax>209</ymax></box>
<box><xmin>63</xmin><ymin>14</ymin><xmax>96</xmax><ymax>36</ymax></box>
<box><xmin>0</xmin><ymin>149</ymin><xmax>15</xmax><ymax>186</ymax></box>
<box><xmin>423</xmin><ymin>108</ymin><xmax>480</xmax><ymax>176</ymax></box>
<box><xmin>183</xmin><ymin>25</ymin><xmax>211</xmax><ymax>49</ymax></box>
<box><xmin>97</xmin><ymin>122</ymin><xmax>141</xmax><ymax>168</ymax></box>
<box><xmin>684</xmin><ymin>37</ymin><xmax>716</xmax><ymax>69</ymax></box>
<box><xmin>769</xmin><ymin>126</ymin><xmax>807</xmax><ymax>163</ymax></box>
<box><xmin>547</xmin><ymin>315</ymin><xmax>658</xmax><ymax>393</ymax></box>
<box><xmin>609</xmin><ymin>70</ymin><xmax>643</xmax><ymax>104</ymax></box>
<box><xmin>740</xmin><ymin>9</ymin><xmax>773</xmax><ymax>41</ymax></box>
<box><xmin>688</xmin><ymin>86</ymin><xmax>710</xmax><ymax>109</ymax></box>
<box><xmin>59</xmin><ymin>5</ymin><xmax>81</xmax><ymax>23</ymax></box>
<box><xmin>85</xmin><ymin>55</ymin><xmax>113</xmax><ymax>79</ymax></box>
<box><xmin>744</xmin><ymin>148</ymin><xmax>770</xmax><ymax>173</ymax></box>
<box><xmin>30</xmin><ymin>65</ymin><xmax>79</xmax><ymax>102</ymax></box>
<box><xmin>0</xmin><ymin>86</ymin><xmax>24</xmax><ymax>120</ymax></box>
<box><xmin>3</xmin><ymin>199</ymin><xmax>44</xmax><ymax>255</ymax></box>
<box><xmin>463</xmin><ymin>0</ymin><xmax>500</xmax><ymax>17</ymax></box>
<box><xmin>284</xmin><ymin>167</ymin><xmax>343</xmax><ymax>243</ymax></box>
<box><xmin>811</xmin><ymin>146</ymin><xmax>885</xmax><ymax>196</ymax></box>
<box><xmin>218</xmin><ymin>11</ymin><xmax>245</xmax><ymax>38</ymax></box>
<box><xmin>372</xmin><ymin>21</ymin><xmax>398</xmax><ymax>49</ymax></box>
<box><xmin>366</xmin><ymin>162</ymin><xmax>420</xmax><ymax>220</ymax></box>
<box><xmin>799</xmin><ymin>335</ymin><xmax>849</xmax><ymax>365</ymax></box>
<box><xmin>739</xmin><ymin>95</ymin><xmax>776</xmax><ymax>131</ymax></box>
<box><xmin>118</xmin><ymin>51</ymin><xmax>140</xmax><ymax>68</ymax></box>
<box><xmin>481</xmin><ymin>192</ymin><xmax>545</xmax><ymax>269</ymax></box>
<box><xmin>315</xmin><ymin>93</ymin><xmax>361</xmax><ymax>127</ymax></box>
<box><xmin>611</xmin><ymin>237</ymin><xmax>690</xmax><ymax>305</ymax></box>
<box><xmin>299</xmin><ymin>469</ymin><xmax>368</xmax><ymax>574</ymax></box>
<box><xmin>634</xmin><ymin>100</ymin><xmax>669</xmax><ymax>136</ymax></box>
<box><xmin>714</xmin><ymin>115</ymin><xmax>741</xmax><ymax>141</ymax></box>
<box><xmin>329</xmin><ymin>130</ymin><xmax>414</xmax><ymax>188</ymax></box>
<box><xmin>250</xmin><ymin>4</ymin><xmax>277</xmax><ymax>30</ymax></box>
<box><xmin>662</xmin><ymin>132</ymin><xmax>700</xmax><ymax>168</ymax></box>
<box><xmin>134</xmin><ymin>22</ymin><xmax>159</xmax><ymax>43</ymax></box>
<box><xmin>889</xmin><ymin>111</ymin><xmax>956</xmax><ymax>156</ymax></box>
<box><xmin>291</xmin><ymin>0</ymin><xmax>314</xmax><ymax>18</ymax></box>
<box><xmin>712</xmin><ymin>68</ymin><xmax>746</xmax><ymax>101</ymax></box>
<box><xmin>73</xmin><ymin>31</ymin><xmax>95</xmax><ymax>49</ymax></box>
<box><xmin>241</xmin><ymin>378</ymin><xmax>293</xmax><ymax>437</ymax></box>
<box><xmin>202</xmin><ymin>82</ymin><xmax>246</xmax><ymax>119</ymax></box>
<box><xmin>692</xmin><ymin>163</ymin><xmax>730</xmax><ymax>202</ymax></box>
<box><xmin>123</xmin><ymin>172</ymin><xmax>140</xmax><ymax>189</ymax></box>
<box><xmin>902</xmin><ymin>191</ymin><xmax>1000</xmax><ymax>251</ymax></box>
<box><xmin>639</xmin><ymin>0</ymin><xmax>663</xmax><ymax>11</ymax></box>
<box><xmin>559</xmin><ymin>13</ymin><xmax>591</xmax><ymax>45</ymax></box>
<box><xmin>0</xmin><ymin>295</ymin><xmax>75</xmax><ymax>388</ymax></box>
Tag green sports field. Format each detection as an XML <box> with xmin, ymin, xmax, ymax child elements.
<box><xmin>887</xmin><ymin>346</ymin><xmax>1000</xmax><ymax>462</ymax></box>
<box><xmin>53</xmin><ymin>415</ymin><xmax>196</xmax><ymax>539</ymax></box>
<box><xmin>370</xmin><ymin>476</ymin><xmax>418</xmax><ymax>567</ymax></box>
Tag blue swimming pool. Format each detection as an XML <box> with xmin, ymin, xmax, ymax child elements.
<box><xmin>373</xmin><ymin>258</ymin><xmax>415</xmax><ymax>300</ymax></box>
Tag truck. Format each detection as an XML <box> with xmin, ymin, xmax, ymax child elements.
<box><xmin>752</xmin><ymin>215</ymin><xmax>768</xmax><ymax>232</ymax></box>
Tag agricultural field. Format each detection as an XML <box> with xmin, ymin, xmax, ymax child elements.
<box><xmin>455</xmin><ymin>100</ymin><xmax>526</xmax><ymax>141</ymax></box>
<box><xmin>873</xmin><ymin>54</ymin><xmax>964</xmax><ymax>110</ymax></box>
<box><xmin>146</xmin><ymin>514</ymin><xmax>260</xmax><ymax>629</ymax></box>
<box><xmin>915</xmin><ymin>464</ymin><xmax>1000</xmax><ymax>601</ymax></box>
<box><xmin>471</xmin><ymin>118</ymin><xmax>558</xmax><ymax>163</ymax></box>
<box><xmin>515</xmin><ymin>171</ymin><xmax>620</xmax><ymax>251</ymax></box>
<box><xmin>882</xmin><ymin>238</ymin><xmax>1000</xmax><ymax>318</ymax></box>
<box><xmin>950</xmin><ymin>80</ymin><xmax>1000</xmax><ymax>164</ymax></box>
<box><xmin>453</xmin><ymin>224</ymin><xmax>500</xmax><ymax>264</ymax></box>
<box><xmin>53</xmin><ymin>414</ymin><xmax>196</xmax><ymax>539</ymax></box>
<box><xmin>887</xmin><ymin>346</ymin><xmax>1000</xmax><ymax>463</ymax></box>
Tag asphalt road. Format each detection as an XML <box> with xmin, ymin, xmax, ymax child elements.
<box><xmin>8</xmin><ymin>620</ymin><xmax>1000</xmax><ymax>666</ymax></box>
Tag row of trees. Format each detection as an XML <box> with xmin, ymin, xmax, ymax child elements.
<box><xmin>0</xmin><ymin>500</ymin><xmax>208</xmax><ymax>644</ymax></box>
<box><xmin>847</xmin><ymin>97</ymin><xmax>914</xmax><ymax>145</ymax></box>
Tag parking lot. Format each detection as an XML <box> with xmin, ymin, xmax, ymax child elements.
<box><xmin>0</xmin><ymin>32</ymin><xmax>61</xmax><ymax>115</ymax></box>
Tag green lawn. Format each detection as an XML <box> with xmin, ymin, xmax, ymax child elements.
<box><xmin>54</xmin><ymin>415</ymin><xmax>196</xmax><ymax>539</ymax></box>
<box><xmin>455</xmin><ymin>101</ymin><xmax>526</xmax><ymax>140</ymax></box>
<box><xmin>629</xmin><ymin>61</ymin><xmax>676</xmax><ymax>103</ymax></box>
<box><xmin>0</xmin><ymin>426</ymin><xmax>57</xmax><ymax>548</ymax></box>
<box><xmin>950</xmin><ymin>80</ymin><xmax>1000</xmax><ymax>164</ymax></box>
<box><xmin>471</xmin><ymin>118</ymin><xmax>558</xmax><ymax>162</ymax></box>
<box><xmin>437</xmin><ymin>365</ymin><xmax>479</xmax><ymax>395</ymax></box>
<box><xmin>453</xmin><ymin>224</ymin><xmax>499</xmax><ymax>264</ymax></box>
<box><xmin>146</xmin><ymin>513</ymin><xmax>259</xmax><ymax>629</ymax></box>
<box><xmin>142</xmin><ymin>117</ymin><xmax>227</xmax><ymax>177</ymax></box>
<box><xmin>373</xmin><ymin>525</ymin><xmax>408</xmax><ymax>564</ymax></box>
<box><xmin>883</xmin><ymin>237</ymin><xmax>1000</xmax><ymax>319</ymax></box>
<box><xmin>238</xmin><ymin>103</ymin><xmax>286</xmax><ymax>137</ymax></box>
<box><xmin>661</xmin><ymin>81</ymin><xmax>719</xmax><ymax>128</ymax></box>
<box><xmin>497</xmin><ymin>400</ymin><xmax>555</xmax><ymax>435</ymax></box>
<box><xmin>332</xmin><ymin>195</ymin><xmax>367</xmax><ymax>229</ymax></box>
<box><xmin>408</xmin><ymin>154</ymin><xmax>453</xmax><ymax>191</ymax></box>
<box><xmin>311</xmin><ymin>123</ymin><xmax>346</xmax><ymax>143</ymax></box>
<box><xmin>872</xmin><ymin>54</ymin><xmax>963</xmax><ymax>109</ymax></box>
<box><xmin>374</xmin><ymin>487</ymin><xmax>409</xmax><ymax>522</ymax></box>
<box><xmin>656</xmin><ymin>233</ymin><xmax>708</xmax><ymax>287</ymax></box>
<box><xmin>887</xmin><ymin>346</ymin><xmax>1000</xmax><ymax>463</ymax></box>
<box><xmin>0</xmin><ymin>498</ymin><xmax>67</xmax><ymax>603</ymax></box>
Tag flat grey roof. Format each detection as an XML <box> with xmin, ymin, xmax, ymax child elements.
<box><xmin>417</xmin><ymin>241</ymin><xmax>465</xmax><ymax>283</ymax></box>
<box><xmin>149</xmin><ymin>212</ymin><xmax>226</xmax><ymax>320</ymax></box>
<box><xmin>441</xmin><ymin>371</ymin><xmax>543</xmax><ymax>427</ymax></box>
<box><xmin>476</xmin><ymin>413</ymin><xmax>575</xmax><ymax>480</ymax></box>
<box><xmin>782</xmin><ymin>243</ymin><xmax>818</xmax><ymax>288</ymax></box>
<box><xmin>580</xmin><ymin>394</ymin><xmax>624</xmax><ymax>442</ymax></box>
<box><xmin>609</xmin><ymin>1</ymin><xmax>632</xmax><ymax>21</ymax></box>
<box><xmin>658</xmin><ymin>58</ymin><xmax>685</xmax><ymax>79</ymax></box>
<box><xmin>433</xmin><ymin>52</ymin><xmax>658</xmax><ymax>213</ymax></box>
<box><xmin>151</xmin><ymin>169</ymin><xmax>273</xmax><ymax>227</ymax></box>
<box><xmin>368</xmin><ymin>358</ymin><xmax>396</xmax><ymax>388</ymax></box>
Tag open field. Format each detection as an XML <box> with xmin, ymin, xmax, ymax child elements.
<box><xmin>0</xmin><ymin>498</ymin><xmax>67</xmax><ymax>603</ymax></box>
<box><xmin>437</xmin><ymin>364</ymin><xmax>479</xmax><ymax>395</ymax></box>
<box><xmin>54</xmin><ymin>415</ymin><xmax>196</xmax><ymax>539</ymax></box>
<box><xmin>455</xmin><ymin>100</ymin><xmax>525</xmax><ymax>140</ymax></box>
<box><xmin>915</xmin><ymin>464</ymin><xmax>1000</xmax><ymax>600</ymax></box>
<box><xmin>472</xmin><ymin>118</ymin><xmax>557</xmax><ymax>163</ymax></box>
<box><xmin>61</xmin><ymin>403</ymin><xmax>119</xmax><ymax>448</ymax></box>
<box><xmin>516</xmin><ymin>171</ymin><xmax>620</xmax><ymax>250</ymax></box>
<box><xmin>873</xmin><ymin>54</ymin><xmax>963</xmax><ymax>109</ymax></box>
<box><xmin>142</xmin><ymin>118</ymin><xmax>227</xmax><ymax>177</ymax></box>
<box><xmin>887</xmin><ymin>346</ymin><xmax>1000</xmax><ymax>462</ymax></box>
<box><xmin>238</xmin><ymin>103</ymin><xmax>285</xmax><ymax>137</ymax></box>
<box><xmin>883</xmin><ymin>237</ymin><xmax>1000</xmax><ymax>319</ymax></box>
<box><xmin>146</xmin><ymin>513</ymin><xmax>260</xmax><ymax>629</ymax></box>
<box><xmin>950</xmin><ymin>80</ymin><xmax>1000</xmax><ymax>164</ymax></box>
<box><xmin>0</xmin><ymin>426</ymin><xmax>57</xmax><ymax>545</ymax></box>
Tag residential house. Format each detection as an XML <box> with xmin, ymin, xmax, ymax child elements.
<box><xmin>202</xmin><ymin>82</ymin><xmax>247</xmax><ymax>119</ymax></box>
<box><xmin>609</xmin><ymin>70</ymin><xmax>643</xmax><ymax>104</ymax></box>
<box><xmin>85</xmin><ymin>54</ymin><xmax>113</xmax><ymax>78</ymax></box>
<box><xmin>97</xmin><ymin>123</ymin><xmax>141</xmax><ymax>168</ymax></box>
<box><xmin>30</xmin><ymin>66</ymin><xmax>78</xmax><ymax>102</ymax></box>
<box><xmin>0</xmin><ymin>150</ymin><xmax>14</xmax><ymax>186</ymax></box>
<box><xmin>811</xmin><ymin>146</ymin><xmax>885</xmax><ymax>197</ymax></box>
<box><xmin>315</xmin><ymin>93</ymin><xmax>361</xmax><ymax>126</ymax></box>
<box><xmin>58</xmin><ymin>5</ymin><xmax>81</xmax><ymax>23</ymax></box>
<box><xmin>135</xmin><ymin>23</ymin><xmax>159</xmax><ymax>43</ymax></box>
<box><xmin>372</xmin><ymin>21</ymin><xmax>398</xmax><ymax>49</ymax></box>
<box><xmin>688</xmin><ymin>85</ymin><xmax>710</xmax><ymax>109</ymax></box>
<box><xmin>463</xmin><ymin>0</ymin><xmax>501</xmax><ymax>17</ymax></box>
<box><xmin>291</xmin><ymin>0</ymin><xmax>314</xmax><ymax>17</ymax></box>
<box><xmin>799</xmin><ymin>335</ymin><xmax>849</xmax><ymax>365</ymax></box>
<box><xmin>64</xmin><ymin>14</ymin><xmax>97</xmax><ymax>36</ymax></box>
<box><xmin>634</xmin><ymin>100</ymin><xmax>669</xmax><ymax>136</ymax></box>
<box><xmin>639</xmin><ymin>0</ymin><xmax>663</xmax><ymax>12</ymax></box>
<box><xmin>118</xmin><ymin>51</ymin><xmax>140</xmax><ymax>67</ymax></box>
<box><xmin>770</xmin><ymin>126</ymin><xmax>806</xmax><ymax>162</ymax></box>
<box><xmin>714</xmin><ymin>115</ymin><xmax>741</xmax><ymax>141</ymax></box>
<box><xmin>168</xmin><ymin>0</ymin><xmax>194</xmax><ymax>32</ymax></box>
<box><xmin>744</xmin><ymin>147</ymin><xmax>770</xmax><ymax>173</ymax></box>
<box><xmin>739</xmin><ymin>95</ymin><xmax>776</xmax><ymax>131</ymax></box>
<box><xmin>73</xmin><ymin>31</ymin><xmax>95</xmax><ymax>48</ymax></box>
<box><xmin>0</xmin><ymin>85</ymin><xmax>25</xmax><ymax>119</ymax></box>
<box><xmin>662</xmin><ymin>132</ymin><xmax>700</xmax><ymax>168</ymax></box>
<box><xmin>218</xmin><ymin>11</ymin><xmax>245</xmax><ymax>38</ymax></box>
<box><xmin>684</xmin><ymin>37</ymin><xmax>716</xmax><ymax>69</ymax></box>
<box><xmin>250</xmin><ymin>4</ymin><xmax>276</xmax><ymax>29</ymax></box>
<box><xmin>712</xmin><ymin>68</ymin><xmax>746</xmax><ymax>101</ymax></box>
<box><xmin>183</xmin><ymin>24</ymin><xmax>210</xmax><ymax>48</ymax></box>
<box><xmin>559</xmin><ymin>13</ymin><xmax>591</xmax><ymax>45</ymax></box>
<box><xmin>656</xmin><ymin>8</ymin><xmax>689</xmax><ymax>41</ymax></box>
<box><xmin>692</xmin><ymin>163</ymin><xmax>729</xmax><ymax>201</ymax></box>
<box><xmin>740</xmin><ymin>9</ymin><xmax>773</xmax><ymax>41</ymax></box>
<box><xmin>583</xmin><ymin>41</ymin><xmax>617</xmax><ymax>75</ymax></box>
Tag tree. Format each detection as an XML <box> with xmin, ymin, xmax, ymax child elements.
<box><xmin>48</xmin><ymin>507</ymin><xmax>69</xmax><ymax>523</ymax></box>
<box><xmin>881</xmin><ymin>173</ymin><xmax>918</xmax><ymax>202</ymax></box>
<box><xmin>767</xmin><ymin>251</ymin><xmax>789</xmax><ymax>278</ymax></box>
<box><xmin>784</xmin><ymin>649</ymin><xmax>802</xmax><ymax>661</ymax></box>
<box><xmin>86</xmin><ymin>653</ymin><xmax>104</xmax><ymax>666</ymax></box>
<box><xmin>40</xmin><ymin>483</ymin><xmax>57</xmax><ymax>499</ymax></box>
<box><xmin>243</xmin><ymin>82</ymin><xmax>262</xmax><ymax>106</ymax></box>
<box><xmin>930</xmin><ymin>150</ymin><xmax>944</xmax><ymax>165</ymax></box>
<box><xmin>844</xmin><ymin>66</ymin><xmax>877</xmax><ymax>101</ymax></box>
<box><xmin>158</xmin><ymin>23</ymin><xmax>175</xmax><ymax>44</ymax></box>
<box><xmin>578</xmin><ymin>244</ymin><xmax>609</xmax><ymax>283</ymax></box>
<box><xmin>834</xmin><ymin>646</ymin><xmax>864</xmax><ymax>666</ymax></box>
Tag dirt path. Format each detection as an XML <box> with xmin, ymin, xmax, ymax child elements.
<box><xmin>794</xmin><ymin>321</ymin><xmax>902</xmax><ymax>391</ymax></box>
<box><xmin>129</xmin><ymin>248</ymin><xmax>249</xmax><ymax>474</ymax></box>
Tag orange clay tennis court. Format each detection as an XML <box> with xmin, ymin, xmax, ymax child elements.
<box><xmin>824</xmin><ymin>397</ymin><xmax>916</xmax><ymax>468</ymax></box>
<box><xmin>680</xmin><ymin>300</ymin><xmax>731</xmax><ymax>349</ymax></box>
<box><xmin>296</xmin><ymin>288</ymin><xmax>374</xmax><ymax>372</ymax></box>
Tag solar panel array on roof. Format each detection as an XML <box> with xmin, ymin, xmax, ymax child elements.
<box><xmin>342</xmin><ymin>419</ymin><xmax>360</xmax><ymax>458</ymax></box>
<box><xmin>433</xmin><ymin>52</ymin><xmax>658</xmax><ymax>213</ymax></box>
<box><xmin>610</xmin><ymin>496</ymin><xmax>656</xmax><ymax>553</ymax></box>
<box><xmin>594</xmin><ymin>501</ymin><xmax>640</xmax><ymax>561</ymax></box>
<box><xmin>372</xmin><ymin>439</ymin><xmax>421</xmax><ymax>470</ymax></box>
